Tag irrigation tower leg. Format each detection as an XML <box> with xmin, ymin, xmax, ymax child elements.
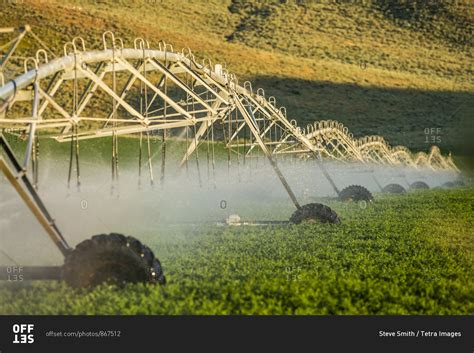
<box><xmin>0</xmin><ymin>134</ymin><xmax>71</xmax><ymax>256</ymax></box>
<box><xmin>312</xmin><ymin>152</ymin><xmax>340</xmax><ymax>196</ymax></box>
<box><xmin>372</xmin><ymin>174</ymin><xmax>384</xmax><ymax>192</ymax></box>
<box><xmin>235</xmin><ymin>96</ymin><xmax>301</xmax><ymax>209</ymax></box>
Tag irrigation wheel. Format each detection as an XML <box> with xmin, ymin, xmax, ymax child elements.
<box><xmin>290</xmin><ymin>203</ymin><xmax>341</xmax><ymax>224</ymax></box>
<box><xmin>62</xmin><ymin>233</ymin><xmax>166</xmax><ymax>288</ymax></box>
<box><xmin>338</xmin><ymin>185</ymin><xmax>374</xmax><ymax>202</ymax></box>
<box><xmin>409</xmin><ymin>181</ymin><xmax>430</xmax><ymax>190</ymax></box>
<box><xmin>382</xmin><ymin>183</ymin><xmax>406</xmax><ymax>194</ymax></box>
<box><xmin>442</xmin><ymin>181</ymin><xmax>455</xmax><ymax>188</ymax></box>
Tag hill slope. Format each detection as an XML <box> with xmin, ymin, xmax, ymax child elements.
<box><xmin>0</xmin><ymin>0</ymin><xmax>472</xmax><ymax>155</ymax></box>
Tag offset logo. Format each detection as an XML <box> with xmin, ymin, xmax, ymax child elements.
<box><xmin>12</xmin><ymin>324</ymin><xmax>34</xmax><ymax>344</ymax></box>
<box><xmin>6</xmin><ymin>266</ymin><xmax>23</xmax><ymax>282</ymax></box>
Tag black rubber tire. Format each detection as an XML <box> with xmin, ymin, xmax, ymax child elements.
<box><xmin>409</xmin><ymin>181</ymin><xmax>430</xmax><ymax>190</ymax></box>
<box><xmin>62</xmin><ymin>233</ymin><xmax>166</xmax><ymax>288</ymax></box>
<box><xmin>290</xmin><ymin>203</ymin><xmax>341</xmax><ymax>224</ymax></box>
<box><xmin>442</xmin><ymin>181</ymin><xmax>455</xmax><ymax>188</ymax></box>
<box><xmin>338</xmin><ymin>185</ymin><xmax>373</xmax><ymax>202</ymax></box>
<box><xmin>452</xmin><ymin>179</ymin><xmax>465</xmax><ymax>187</ymax></box>
<box><xmin>382</xmin><ymin>183</ymin><xmax>406</xmax><ymax>194</ymax></box>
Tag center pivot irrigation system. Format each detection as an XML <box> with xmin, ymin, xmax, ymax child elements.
<box><xmin>0</xmin><ymin>28</ymin><xmax>460</xmax><ymax>287</ymax></box>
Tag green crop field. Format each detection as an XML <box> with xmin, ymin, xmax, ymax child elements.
<box><xmin>0</xmin><ymin>188</ymin><xmax>472</xmax><ymax>315</ymax></box>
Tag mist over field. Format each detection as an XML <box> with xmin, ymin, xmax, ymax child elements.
<box><xmin>0</xmin><ymin>146</ymin><xmax>458</xmax><ymax>267</ymax></box>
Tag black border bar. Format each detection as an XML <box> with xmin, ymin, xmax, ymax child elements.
<box><xmin>0</xmin><ymin>315</ymin><xmax>472</xmax><ymax>352</ymax></box>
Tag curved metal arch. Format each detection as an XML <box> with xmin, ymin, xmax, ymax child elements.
<box><xmin>0</xmin><ymin>35</ymin><xmax>460</xmax><ymax>174</ymax></box>
<box><xmin>303</xmin><ymin>120</ymin><xmax>364</xmax><ymax>162</ymax></box>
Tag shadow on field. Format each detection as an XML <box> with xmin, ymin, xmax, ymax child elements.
<box><xmin>251</xmin><ymin>76</ymin><xmax>474</xmax><ymax>155</ymax></box>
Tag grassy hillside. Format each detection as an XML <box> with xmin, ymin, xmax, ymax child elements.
<box><xmin>228</xmin><ymin>0</ymin><xmax>473</xmax><ymax>78</ymax></box>
<box><xmin>0</xmin><ymin>0</ymin><xmax>472</xmax><ymax>154</ymax></box>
